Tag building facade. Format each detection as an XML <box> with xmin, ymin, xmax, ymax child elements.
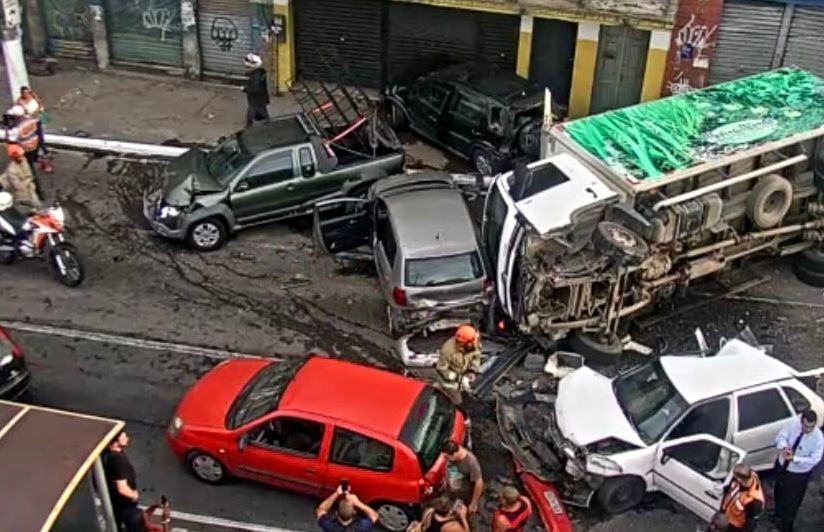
<box><xmin>27</xmin><ymin>0</ymin><xmax>679</xmax><ymax>117</ymax></box>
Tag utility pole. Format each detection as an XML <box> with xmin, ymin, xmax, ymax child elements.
<box><xmin>1</xmin><ymin>0</ymin><xmax>29</xmax><ymax>103</ymax></box>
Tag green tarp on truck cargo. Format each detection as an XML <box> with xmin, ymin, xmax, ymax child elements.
<box><xmin>561</xmin><ymin>68</ymin><xmax>824</xmax><ymax>185</ymax></box>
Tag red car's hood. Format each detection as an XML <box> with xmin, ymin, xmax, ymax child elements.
<box><xmin>176</xmin><ymin>358</ymin><xmax>272</xmax><ymax>429</ymax></box>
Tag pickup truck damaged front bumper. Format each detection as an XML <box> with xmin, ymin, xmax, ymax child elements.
<box><xmin>143</xmin><ymin>194</ymin><xmax>186</xmax><ymax>240</ymax></box>
<box><xmin>496</xmin><ymin>395</ymin><xmax>602</xmax><ymax>508</ymax></box>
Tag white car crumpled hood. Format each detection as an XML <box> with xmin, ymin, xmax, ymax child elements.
<box><xmin>555</xmin><ymin>367</ymin><xmax>645</xmax><ymax>448</ymax></box>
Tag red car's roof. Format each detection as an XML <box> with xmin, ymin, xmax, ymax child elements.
<box><xmin>279</xmin><ymin>357</ymin><xmax>425</xmax><ymax>438</ymax></box>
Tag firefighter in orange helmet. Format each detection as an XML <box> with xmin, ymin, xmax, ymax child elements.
<box><xmin>0</xmin><ymin>143</ymin><xmax>41</xmax><ymax>210</ymax></box>
<box><xmin>436</xmin><ymin>325</ymin><xmax>482</xmax><ymax>404</ymax></box>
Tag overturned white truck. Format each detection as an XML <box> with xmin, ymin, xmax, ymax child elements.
<box><xmin>484</xmin><ymin>68</ymin><xmax>824</xmax><ymax>360</ymax></box>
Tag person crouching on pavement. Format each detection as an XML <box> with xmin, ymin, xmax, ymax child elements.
<box><xmin>436</xmin><ymin>325</ymin><xmax>482</xmax><ymax>405</ymax></box>
<box><xmin>720</xmin><ymin>464</ymin><xmax>763</xmax><ymax>532</ymax></box>
<box><xmin>243</xmin><ymin>53</ymin><xmax>270</xmax><ymax>127</ymax></box>
<box><xmin>407</xmin><ymin>495</ymin><xmax>469</xmax><ymax>532</ymax></box>
<box><xmin>492</xmin><ymin>486</ymin><xmax>532</xmax><ymax>532</ymax></box>
<box><xmin>316</xmin><ymin>484</ymin><xmax>380</xmax><ymax>532</ymax></box>
<box><xmin>0</xmin><ymin>143</ymin><xmax>41</xmax><ymax>211</ymax></box>
<box><xmin>442</xmin><ymin>440</ymin><xmax>484</xmax><ymax>515</ymax></box>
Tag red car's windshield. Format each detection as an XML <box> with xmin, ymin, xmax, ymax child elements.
<box><xmin>226</xmin><ymin>359</ymin><xmax>304</xmax><ymax>429</ymax></box>
<box><xmin>399</xmin><ymin>387</ymin><xmax>456</xmax><ymax>472</ymax></box>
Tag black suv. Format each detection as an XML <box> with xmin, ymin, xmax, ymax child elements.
<box><xmin>385</xmin><ymin>63</ymin><xmax>549</xmax><ymax>175</ymax></box>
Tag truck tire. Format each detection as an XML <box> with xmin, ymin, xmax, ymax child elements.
<box><xmin>747</xmin><ymin>174</ymin><xmax>793</xmax><ymax>229</ymax></box>
<box><xmin>597</xmin><ymin>476</ymin><xmax>646</xmax><ymax>514</ymax></box>
<box><xmin>795</xmin><ymin>264</ymin><xmax>824</xmax><ymax>288</ymax></box>
<box><xmin>472</xmin><ymin>148</ymin><xmax>497</xmax><ymax>177</ymax></box>
<box><xmin>593</xmin><ymin>222</ymin><xmax>649</xmax><ymax>267</ymax></box>
<box><xmin>796</xmin><ymin>247</ymin><xmax>824</xmax><ymax>274</ymax></box>
<box><xmin>814</xmin><ymin>171</ymin><xmax>824</xmax><ymax>194</ymax></box>
<box><xmin>567</xmin><ymin>332</ymin><xmax>624</xmax><ymax>366</ymax></box>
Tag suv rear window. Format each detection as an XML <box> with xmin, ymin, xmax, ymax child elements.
<box><xmin>405</xmin><ymin>252</ymin><xmax>483</xmax><ymax>287</ymax></box>
<box><xmin>400</xmin><ymin>388</ymin><xmax>456</xmax><ymax>472</ymax></box>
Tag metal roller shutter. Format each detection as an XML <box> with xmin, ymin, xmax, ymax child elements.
<box><xmin>106</xmin><ymin>0</ymin><xmax>183</xmax><ymax>67</ymax></box>
<box><xmin>386</xmin><ymin>3</ymin><xmax>519</xmax><ymax>85</ymax></box>
<box><xmin>294</xmin><ymin>0</ymin><xmax>383</xmax><ymax>88</ymax></box>
<box><xmin>782</xmin><ymin>7</ymin><xmax>824</xmax><ymax>78</ymax></box>
<box><xmin>39</xmin><ymin>0</ymin><xmax>95</xmax><ymax>59</ymax></box>
<box><xmin>709</xmin><ymin>0</ymin><xmax>783</xmax><ymax>84</ymax></box>
<box><xmin>198</xmin><ymin>0</ymin><xmax>262</xmax><ymax>77</ymax></box>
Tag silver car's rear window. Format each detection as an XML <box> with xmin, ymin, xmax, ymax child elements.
<box><xmin>404</xmin><ymin>252</ymin><xmax>483</xmax><ymax>287</ymax></box>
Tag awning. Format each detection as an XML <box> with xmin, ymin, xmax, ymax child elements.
<box><xmin>0</xmin><ymin>401</ymin><xmax>123</xmax><ymax>531</ymax></box>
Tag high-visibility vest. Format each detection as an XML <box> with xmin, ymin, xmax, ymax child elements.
<box><xmin>721</xmin><ymin>474</ymin><xmax>764</xmax><ymax>529</ymax></box>
<box><xmin>16</xmin><ymin>116</ymin><xmax>39</xmax><ymax>153</ymax></box>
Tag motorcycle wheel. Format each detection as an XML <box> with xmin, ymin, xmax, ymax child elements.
<box><xmin>0</xmin><ymin>250</ymin><xmax>14</xmax><ymax>264</ymax></box>
<box><xmin>49</xmin><ymin>243</ymin><xmax>84</xmax><ymax>287</ymax></box>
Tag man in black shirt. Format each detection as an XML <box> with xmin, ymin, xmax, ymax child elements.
<box><xmin>103</xmin><ymin>430</ymin><xmax>146</xmax><ymax>532</ymax></box>
<box><xmin>243</xmin><ymin>54</ymin><xmax>270</xmax><ymax>127</ymax></box>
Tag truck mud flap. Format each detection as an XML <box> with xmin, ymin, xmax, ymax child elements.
<box><xmin>520</xmin><ymin>471</ymin><xmax>573</xmax><ymax>532</ymax></box>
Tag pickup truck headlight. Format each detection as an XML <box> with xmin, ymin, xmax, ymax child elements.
<box><xmin>168</xmin><ymin>415</ymin><xmax>183</xmax><ymax>438</ymax></box>
<box><xmin>587</xmin><ymin>454</ymin><xmax>624</xmax><ymax>475</ymax></box>
<box><xmin>160</xmin><ymin>206</ymin><xmax>180</xmax><ymax>218</ymax></box>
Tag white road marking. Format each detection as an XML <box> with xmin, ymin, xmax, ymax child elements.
<box><xmin>145</xmin><ymin>507</ymin><xmax>310</xmax><ymax>532</ymax></box>
<box><xmin>0</xmin><ymin>320</ymin><xmax>265</xmax><ymax>361</ymax></box>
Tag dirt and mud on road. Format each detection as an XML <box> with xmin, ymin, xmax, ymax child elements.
<box><xmin>1</xmin><ymin>151</ymin><xmax>823</xmax><ymax>531</ymax></box>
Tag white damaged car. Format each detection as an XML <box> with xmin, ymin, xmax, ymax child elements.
<box><xmin>497</xmin><ymin>339</ymin><xmax>824</xmax><ymax>520</ymax></box>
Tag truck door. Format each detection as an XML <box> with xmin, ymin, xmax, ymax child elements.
<box><xmin>653</xmin><ymin>434</ymin><xmax>746</xmax><ymax>522</ymax></box>
<box><xmin>230</xmin><ymin>149</ymin><xmax>302</xmax><ymax>222</ymax></box>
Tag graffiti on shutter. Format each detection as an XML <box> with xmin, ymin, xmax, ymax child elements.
<box><xmin>198</xmin><ymin>0</ymin><xmax>263</xmax><ymax>76</ymax></box>
<box><xmin>106</xmin><ymin>0</ymin><xmax>183</xmax><ymax>67</ymax></box>
<box><xmin>41</xmin><ymin>0</ymin><xmax>94</xmax><ymax>59</ymax></box>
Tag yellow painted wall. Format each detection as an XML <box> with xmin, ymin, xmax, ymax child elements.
<box><xmin>639</xmin><ymin>29</ymin><xmax>670</xmax><ymax>102</ymax></box>
<box><xmin>272</xmin><ymin>0</ymin><xmax>295</xmax><ymax>93</ymax></box>
<box><xmin>568</xmin><ymin>22</ymin><xmax>599</xmax><ymax>118</ymax></box>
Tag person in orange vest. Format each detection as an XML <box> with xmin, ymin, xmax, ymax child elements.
<box><xmin>16</xmin><ymin>86</ymin><xmax>53</xmax><ymax>173</ymax></box>
<box><xmin>720</xmin><ymin>464</ymin><xmax>764</xmax><ymax>532</ymax></box>
<box><xmin>4</xmin><ymin>105</ymin><xmax>44</xmax><ymax>199</ymax></box>
<box><xmin>492</xmin><ymin>486</ymin><xmax>532</xmax><ymax>532</ymax></box>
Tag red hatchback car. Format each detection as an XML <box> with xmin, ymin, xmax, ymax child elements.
<box><xmin>167</xmin><ymin>355</ymin><xmax>467</xmax><ymax>531</ymax></box>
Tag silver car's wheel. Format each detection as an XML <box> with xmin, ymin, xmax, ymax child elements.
<box><xmin>377</xmin><ymin>503</ymin><xmax>411</xmax><ymax>532</ymax></box>
<box><xmin>187</xmin><ymin>218</ymin><xmax>227</xmax><ymax>252</ymax></box>
<box><xmin>188</xmin><ymin>452</ymin><xmax>225</xmax><ymax>484</ymax></box>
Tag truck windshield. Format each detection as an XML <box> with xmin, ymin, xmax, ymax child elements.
<box><xmin>206</xmin><ymin>137</ymin><xmax>253</xmax><ymax>183</ymax></box>
<box><xmin>400</xmin><ymin>387</ymin><xmax>456</xmax><ymax>472</ymax></box>
<box><xmin>613</xmin><ymin>361</ymin><xmax>688</xmax><ymax>445</ymax></box>
<box><xmin>405</xmin><ymin>252</ymin><xmax>483</xmax><ymax>287</ymax></box>
<box><xmin>226</xmin><ymin>359</ymin><xmax>304</xmax><ymax>429</ymax></box>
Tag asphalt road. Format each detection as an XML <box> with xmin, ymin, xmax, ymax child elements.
<box><xmin>1</xmin><ymin>151</ymin><xmax>824</xmax><ymax>531</ymax></box>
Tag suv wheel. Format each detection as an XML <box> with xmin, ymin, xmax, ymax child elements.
<box><xmin>597</xmin><ymin>476</ymin><xmax>645</xmax><ymax>514</ymax></box>
<box><xmin>187</xmin><ymin>218</ymin><xmax>228</xmax><ymax>252</ymax></box>
<box><xmin>471</xmin><ymin>148</ymin><xmax>496</xmax><ymax>177</ymax></box>
<box><xmin>375</xmin><ymin>502</ymin><xmax>413</xmax><ymax>531</ymax></box>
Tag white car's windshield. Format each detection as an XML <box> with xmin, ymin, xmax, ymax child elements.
<box><xmin>613</xmin><ymin>361</ymin><xmax>689</xmax><ymax>445</ymax></box>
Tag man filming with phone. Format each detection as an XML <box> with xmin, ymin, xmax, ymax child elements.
<box><xmin>316</xmin><ymin>480</ymin><xmax>380</xmax><ymax>532</ymax></box>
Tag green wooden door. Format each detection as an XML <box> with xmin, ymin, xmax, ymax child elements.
<box><xmin>106</xmin><ymin>0</ymin><xmax>183</xmax><ymax>67</ymax></box>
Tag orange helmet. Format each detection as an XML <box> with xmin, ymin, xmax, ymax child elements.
<box><xmin>6</xmin><ymin>143</ymin><xmax>24</xmax><ymax>159</ymax></box>
<box><xmin>455</xmin><ymin>325</ymin><xmax>479</xmax><ymax>345</ymax></box>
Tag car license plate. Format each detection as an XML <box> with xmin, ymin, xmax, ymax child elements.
<box><xmin>543</xmin><ymin>489</ymin><xmax>563</xmax><ymax>515</ymax></box>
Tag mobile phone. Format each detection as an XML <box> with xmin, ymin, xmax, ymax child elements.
<box><xmin>340</xmin><ymin>479</ymin><xmax>350</xmax><ymax>492</ymax></box>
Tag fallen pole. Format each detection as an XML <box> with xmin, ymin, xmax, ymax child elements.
<box><xmin>0</xmin><ymin>130</ymin><xmax>189</xmax><ymax>158</ymax></box>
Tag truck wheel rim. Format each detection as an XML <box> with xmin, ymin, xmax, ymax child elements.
<box><xmin>193</xmin><ymin>223</ymin><xmax>220</xmax><ymax>248</ymax></box>
<box><xmin>192</xmin><ymin>454</ymin><xmax>223</xmax><ymax>481</ymax></box>
<box><xmin>377</xmin><ymin>505</ymin><xmax>408</xmax><ymax>531</ymax></box>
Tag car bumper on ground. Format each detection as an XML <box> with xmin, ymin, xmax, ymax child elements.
<box><xmin>143</xmin><ymin>196</ymin><xmax>186</xmax><ymax>240</ymax></box>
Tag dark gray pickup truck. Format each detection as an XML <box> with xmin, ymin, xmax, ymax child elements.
<box><xmin>144</xmin><ymin>114</ymin><xmax>404</xmax><ymax>251</ymax></box>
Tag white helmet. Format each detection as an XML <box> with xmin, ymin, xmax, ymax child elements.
<box><xmin>0</xmin><ymin>191</ymin><xmax>13</xmax><ymax>210</ymax></box>
<box><xmin>244</xmin><ymin>53</ymin><xmax>262</xmax><ymax>69</ymax></box>
<box><xmin>7</xmin><ymin>105</ymin><xmax>24</xmax><ymax>117</ymax></box>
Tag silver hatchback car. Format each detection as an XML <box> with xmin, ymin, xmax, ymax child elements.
<box><xmin>314</xmin><ymin>172</ymin><xmax>491</xmax><ymax>335</ymax></box>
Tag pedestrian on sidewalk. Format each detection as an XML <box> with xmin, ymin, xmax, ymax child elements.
<box><xmin>243</xmin><ymin>53</ymin><xmax>270</xmax><ymax>127</ymax></box>
<box><xmin>102</xmin><ymin>430</ymin><xmax>147</xmax><ymax>532</ymax></box>
<box><xmin>441</xmin><ymin>440</ymin><xmax>485</xmax><ymax>515</ymax></box>
<box><xmin>492</xmin><ymin>486</ymin><xmax>532</xmax><ymax>532</ymax></box>
<box><xmin>3</xmin><ymin>105</ymin><xmax>45</xmax><ymax>200</ymax></box>
<box><xmin>773</xmin><ymin>409</ymin><xmax>823</xmax><ymax>532</ymax></box>
<box><xmin>316</xmin><ymin>484</ymin><xmax>379</xmax><ymax>531</ymax></box>
<box><xmin>720</xmin><ymin>464</ymin><xmax>763</xmax><ymax>532</ymax></box>
<box><xmin>407</xmin><ymin>495</ymin><xmax>470</xmax><ymax>532</ymax></box>
<box><xmin>0</xmin><ymin>144</ymin><xmax>41</xmax><ymax>211</ymax></box>
<box><xmin>17</xmin><ymin>86</ymin><xmax>53</xmax><ymax>173</ymax></box>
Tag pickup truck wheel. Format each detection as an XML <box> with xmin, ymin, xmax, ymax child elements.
<box><xmin>568</xmin><ymin>332</ymin><xmax>624</xmax><ymax>366</ymax></box>
<box><xmin>593</xmin><ymin>222</ymin><xmax>648</xmax><ymax>267</ymax></box>
<box><xmin>747</xmin><ymin>174</ymin><xmax>792</xmax><ymax>229</ymax></box>
<box><xmin>375</xmin><ymin>502</ymin><xmax>414</xmax><ymax>532</ymax></box>
<box><xmin>597</xmin><ymin>476</ymin><xmax>645</xmax><ymax>514</ymax></box>
<box><xmin>472</xmin><ymin>149</ymin><xmax>496</xmax><ymax>177</ymax></box>
<box><xmin>187</xmin><ymin>218</ymin><xmax>227</xmax><ymax>252</ymax></box>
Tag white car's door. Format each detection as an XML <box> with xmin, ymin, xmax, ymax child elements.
<box><xmin>732</xmin><ymin>385</ymin><xmax>794</xmax><ymax>470</ymax></box>
<box><xmin>653</xmin><ymin>434</ymin><xmax>747</xmax><ymax>521</ymax></box>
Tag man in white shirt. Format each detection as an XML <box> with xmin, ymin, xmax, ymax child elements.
<box><xmin>773</xmin><ymin>409</ymin><xmax>823</xmax><ymax>532</ymax></box>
